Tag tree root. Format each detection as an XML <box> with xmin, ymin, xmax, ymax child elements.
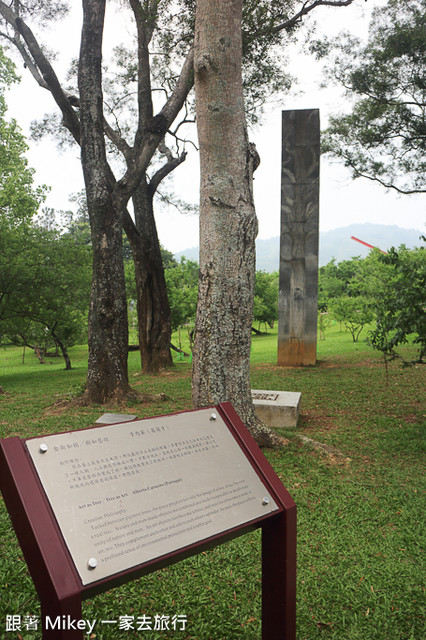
<box><xmin>296</xmin><ymin>434</ymin><xmax>351</xmax><ymax>464</ymax></box>
<box><xmin>245</xmin><ymin>413</ymin><xmax>289</xmax><ymax>448</ymax></box>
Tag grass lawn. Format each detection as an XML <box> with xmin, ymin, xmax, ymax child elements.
<box><xmin>0</xmin><ymin>323</ymin><xmax>425</xmax><ymax>639</ymax></box>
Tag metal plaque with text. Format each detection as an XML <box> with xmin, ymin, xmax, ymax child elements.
<box><xmin>25</xmin><ymin>409</ymin><xmax>278</xmax><ymax>585</ymax></box>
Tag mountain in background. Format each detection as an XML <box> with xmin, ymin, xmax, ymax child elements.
<box><xmin>175</xmin><ymin>224</ymin><xmax>425</xmax><ymax>271</ymax></box>
<box><xmin>318</xmin><ymin>224</ymin><xmax>424</xmax><ymax>267</ymax></box>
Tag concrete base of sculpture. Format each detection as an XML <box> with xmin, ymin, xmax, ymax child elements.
<box><xmin>277</xmin><ymin>338</ymin><xmax>317</xmax><ymax>366</ymax></box>
<box><xmin>252</xmin><ymin>390</ymin><xmax>301</xmax><ymax>428</ymax></box>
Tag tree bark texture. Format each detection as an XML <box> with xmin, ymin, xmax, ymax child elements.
<box><xmin>193</xmin><ymin>0</ymin><xmax>279</xmax><ymax>447</ymax></box>
<box><xmin>124</xmin><ymin>180</ymin><xmax>173</xmax><ymax>373</ymax></box>
<box><xmin>79</xmin><ymin>0</ymin><xmax>130</xmax><ymax>402</ymax></box>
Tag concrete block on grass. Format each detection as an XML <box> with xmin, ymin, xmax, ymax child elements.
<box><xmin>251</xmin><ymin>389</ymin><xmax>301</xmax><ymax>428</ymax></box>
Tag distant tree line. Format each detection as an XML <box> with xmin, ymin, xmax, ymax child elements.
<box><xmin>126</xmin><ymin>259</ymin><xmax>279</xmax><ymax>341</ymax></box>
<box><xmin>157</xmin><ymin>245</ymin><xmax>425</xmax><ymax>365</ymax></box>
<box><xmin>318</xmin><ymin>246</ymin><xmax>426</xmax><ymax>363</ymax></box>
<box><xmin>0</xmin><ymin>47</ymin><xmax>91</xmax><ymax>369</ymax></box>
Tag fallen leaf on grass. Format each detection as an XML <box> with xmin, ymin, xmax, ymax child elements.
<box><xmin>316</xmin><ymin>621</ymin><xmax>333</xmax><ymax>628</ymax></box>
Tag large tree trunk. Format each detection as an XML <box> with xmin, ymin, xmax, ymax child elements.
<box><xmin>127</xmin><ymin>180</ymin><xmax>173</xmax><ymax>373</ymax></box>
<box><xmin>79</xmin><ymin>0</ymin><xmax>130</xmax><ymax>403</ymax></box>
<box><xmin>193</xmin><ymin>0</ymin><xmax>280</xmax><ymax>446</ymax></box>
<box><xmin>85</xmin><ymin>198</ymin><xmax>130</xmax><ymax>402</ymax></box>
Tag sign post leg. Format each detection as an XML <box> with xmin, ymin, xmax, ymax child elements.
<box><xmin>40</xmin><ymin>594</ymin><xmax>83</xmax><ymax>640</ymax></box>
<box><xmin>0</xmin><ymin>438</ymin><xmax>83</xmax><ymax>640</ymax></box>
<box><xmin>261</xmin><ymin>507</ymin><xmax>296</xmax><ymax>639</ymax></box>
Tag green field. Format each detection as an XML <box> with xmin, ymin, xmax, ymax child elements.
<box><xmin>0</xmin><ymin>323</ymin><xmax>425</xmax><ymax>639</ymax></box>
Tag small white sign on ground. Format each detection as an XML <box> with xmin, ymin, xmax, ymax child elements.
<box><xmin>252</xmin><ymin>389</ymin><xmax>301</xmax><ymax>428</ymax></box>
<box><xmin>95</xmin><ymin>413</ymin><xmax>137</xmax><ymax>424</ymax></box>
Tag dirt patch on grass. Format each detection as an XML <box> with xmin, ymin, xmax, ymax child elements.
<box><xmin>299</xmin><ymin>409</ymin><xmax>339</xmax><ymax>433</ymax></box>
<box><xmin>314</xmin><ymin>359</ymin><xmax>340</xmax><ymax>368</ymax></box>
<box><xmin>43</xmin><ymin>389</ymin><xmax>171</xmax><ymax>417</ymax></box>
<box><xmin>253</xmin><ymin>358</ymin><xmax>382</xmax><ymax>369</ymax></box>
<box><xmin>131</xmin><ymin>367</ymin><xmax>191</xmax><ymax>380</ymax></box>
<box><xmin>403</xmin><ymin>413</ymin><xmax>424</xmax><ymax>424</ymax></box>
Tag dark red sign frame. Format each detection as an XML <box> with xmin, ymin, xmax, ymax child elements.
<box><xmin>0</xmin><ymin>402</ymin><xmax>296</xmax><ymax>639</ymax></box>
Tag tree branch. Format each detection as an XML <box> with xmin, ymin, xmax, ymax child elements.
<box><xmin>172</xmin><ymin>117</ymin><xmax>196</xmax><ymax>136</ymax></box>
<box><xmin>129</xmin><ymin>0</ymin><xmax>155</xmax><ymax>145</ymax></box>
<box><xmin>1</xmin><ymin>28</ymin><xmax>50</xmax><ymax>90</ymax></box>
<box><xmin>116</xmin><ymin>46</ymin><xmax>195</xmax><ymax>200</ymax></box>
<box><xmin>0</xmin><ymin>2</ymin><xmax>81</xmax><ymax>142</ymax></box>
<box><xmin>351</xmin><ymin>167</ymin><xmax>426</xmax><ymax>195</ymax></box>
<box><xmin>122</xmin><ymin>207</ymin><xmax>140</xmax><ymax>245</ymax></box>
<box><xmin>271</xmin><ymin>0</ymin><xmax>356</xmax><ymax>34</ymax></box>
<box><xmin>79</xmin><ymin>0</ymin><xmax>116</xmax><ymax>196</ymax></box>
<box><xmin>149</xmin><ymin>150</ymin><xmax>187</xmax><ymax>195</ymax></box>
<box><xmin>157</xmin><ymin>47</ymin><xmax>195</xmax><ymax>130</ymax></box>
<box><xmin>103</xmin><ymin>116</ymin><xmax>132</xmax><ymax>159</ymax></box>
<box><xmin>167</xmin><ymin>127</ymin><xmax>199</xmax><ymax>151</ymax></box>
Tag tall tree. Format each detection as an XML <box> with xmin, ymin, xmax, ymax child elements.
<box><xmin>0</xmin><ymin>48</ymin><xmax>89</xmax><ymax>369</ymax></box>
<box><xmin>192</xmin><ymin>0</ymin><xmax>357</xmax><ymax>445</ymax></box>
<box><xmin>0</xmin><ymin>46</ymin><xmax>42</xmax><ymax>327</ymax></box>
<box><xmin>253</xmin><ymin>271</ymin><xmax>279</xmax><ymax>331</ymax></box>
<box><xmin>321</xmin><ymin>0</ymin><xmax>426</xmax><ymax>194</ymax></box>
<box><xmin>357</xmin><ymin>246</ymin><xmax>426</xmax><ymax>363</ymax></box>
<box><xmin>0</xmin><ymin>46</ymin><xmax>44</xmax><ymax>223</ymax></box>
<box><xmin>1</xmin><ymin>226</ymin><xmax>91</xmax><ymax>369</ymax></box>
<box><xmin>193</xmin><ymin>0</ymin><xmax>278</xmax><ymax>446</ymax></box>
<box><xmin>0</xmin><ymin>1</ymin><xmax>192</xmax><ymax>397</ymax></box>
<box><xmin>76</xmin><ymin>0</ymin><xmax>129</xmax><ymax>400</ymax></box>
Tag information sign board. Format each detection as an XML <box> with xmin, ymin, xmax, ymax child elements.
<box><xmin>1</xmin><ymin>403</ymin><xmax>296</xmax><ymax>640</ymax></box>
<box><xmin>25</xmin><ymin>408</ymin><xmax>278</xmax><ymax>585</ymax></box>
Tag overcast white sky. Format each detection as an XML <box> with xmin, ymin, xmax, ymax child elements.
<box><xmin>6</xmin><ymin>0</ymin><xmax>425</xmax><ymax>253</ymax></box>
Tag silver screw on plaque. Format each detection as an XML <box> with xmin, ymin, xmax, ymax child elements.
<box><xmin>210</xmin><ymin>412</ymin><xmax>217</xmax><ymax>421</ymax></box>
<box><xmin>39</xmin><ymin>443</ymin><xmax>48</xmax><ymax>453</ymax></box>
<box><xmin>87</xmin><ymin>558</ymin><xmax>97</xmax><ymax>570</ymax></box>
<box><xmin>262</xmin><ymin>497</ymin><xmax>270</xmax><ymax>506</ymax></box>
